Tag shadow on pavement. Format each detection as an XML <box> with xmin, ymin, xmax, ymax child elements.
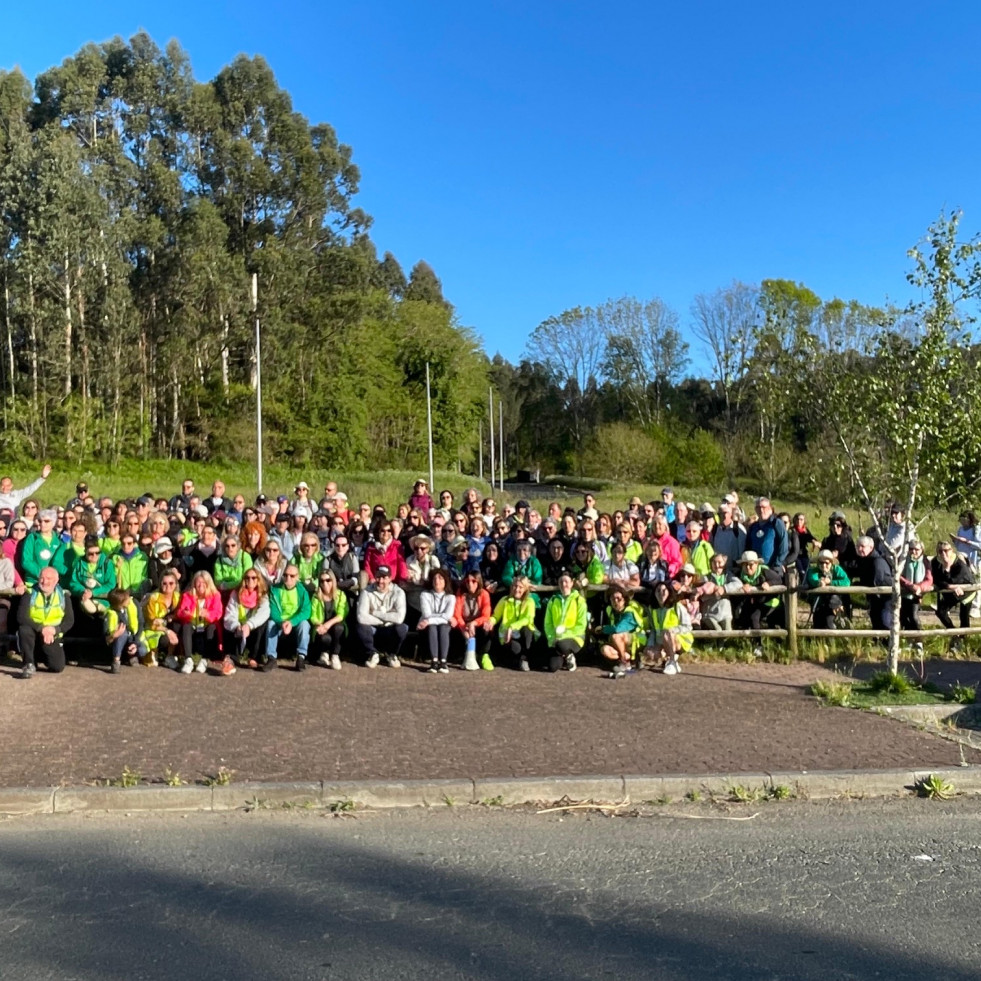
<box><xmin>0</xmin><ymin>821</ymin><xmax>975</xmax><ymax>981</ymax></box>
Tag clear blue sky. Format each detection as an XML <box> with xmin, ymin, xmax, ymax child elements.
<box><xmin>4</xmin><ymin>1</ymin><xmax>981</xmax><ymax>369</ymax></box>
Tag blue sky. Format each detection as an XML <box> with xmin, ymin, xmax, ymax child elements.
<box><xmin>4</xmin><ymin>1</ymin><xmax>981</xmax><ymax>370</ymax></box>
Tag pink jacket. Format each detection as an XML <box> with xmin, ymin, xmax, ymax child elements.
<box><xmin>175</xmin><ymin>591</ymin><xmax>224</xmax><ymax>626</ymax></box>
<box><xmin>364</xmin><ymin>539</ymin><xmax>408</xmax><ymax>583</ymax></box>
<box><xmin>654</xmin><ymin>532</ymin><xmax>683</xmax><ymax>578</ymax></box>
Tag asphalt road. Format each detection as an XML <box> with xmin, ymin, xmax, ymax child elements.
<box><xmin>2</xmin><ymin>799</ymin><xmax>981</xmax><ymax>980</ymax></box>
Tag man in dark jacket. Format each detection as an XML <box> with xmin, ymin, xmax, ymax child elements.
<box><xmin>854</xmin><ymin>535</ymin><xmax>893</xmax><ymax>630</ymax></box>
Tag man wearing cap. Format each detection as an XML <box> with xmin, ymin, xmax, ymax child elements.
<box><xmin>0</xmin><ymin>464</ymin><xmax>52</xmax><ymax>515</ymax></box>
<box><xmin>18</xmin><ymin>509</ymin><xmax>66</xmax><ymax>589</ymax></box>
<box><xmin>356</xmin><ymin>565</ymin><xmax>408</xmax><ymax>668</ymax></box>
<box><xmin>66</xmin><ymin>480</ymin><xmax>90</xmax><ymax>511</ymax></box>
<box><xmin>18</xmin><ymin>566</ymin><xmax>74</xmax><ymax>678</ymax></box>
<box><xmin>269</xmin><ymin>512</ymin><xmax>296</xmax><ymax>561</ymax></box>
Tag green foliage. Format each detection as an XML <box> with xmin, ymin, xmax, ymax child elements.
<box><xmin>915</xmin><ymin>774</ymin><xmax>955</xmax><ymax>800</ymax></box>
<box><xmin>947</xmin><ymin>682</ymin><xmax>976</xmax><ymax>705</ymax></box>
<box><xmin>107</xmin><ymin>765</ymin><xmax>142</xmax><ymax>788</ymax></box>
<box><xmin>809</xmin><ymin>679</ymin><xmax>853</xmax><ymax>707</ymax></box>
<box><xmin>867</xmin><ymin>671</ymin><xmax>913</xmax><ymax>696</ymax></box>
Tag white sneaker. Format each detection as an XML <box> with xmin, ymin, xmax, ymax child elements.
<box><xmin>180</xmin><ymin>657</ymin><xmax>194</xmax><ymax>674</ymax></box>
<box><xmin>386</xmin><ymin>655</ymin><xmax>401</xmax><ymax>669</ymax></box>
<box><xmin>462</xmin><ymin>650</ymin><xmax>479</xmax><ymax>671</ymax></box>
<box><xmin>194</xmin><ymin>657</ymin><xmax>208</xmax><ymax>673</ymax></box>
<box><xmin>438</xmin><ymin>663</ymin><xmax>449</xmax><ymax>674</ymax></box>
<box><xmin>330</xmin><ymin>654</ymin><xmax>341</xmax><ymax>671</ymax></box>
<box><xmin>565</xmin><ymin>653</ymin><xmax>577</xmax><ymax>672</ymax></box>
<box><xmin>366</xmin><ymin>652</ymin><xmax>380</xmax><ymax>668</ymax></box>
<box><xmin>663</xmin><ymin>656</ymin><xmax>681</xmax><ymax>676</ymax></box>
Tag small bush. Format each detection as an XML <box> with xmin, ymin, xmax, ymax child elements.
<box><xmin>915</xmin><ymin>774</ymin><xmax>955</xmax><ymax>800</ymax></box>
<box><xmin>809</xmin><ymin>679</ymin><xmax>852</xmax><ymax>707</ymax></box>
<box><xmin>867</xmin><ymin>671</ymin><xmax>913</xmax><ymax>695</ymax></box>
<box><xmin>948</xmin><ymin>682</ymin><xmax>977</xmax><ymax>705</ymax></box>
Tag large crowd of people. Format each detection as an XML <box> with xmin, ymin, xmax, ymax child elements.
<box><xmin>3</xmin><ymin>469</ymin><xmax>978</xmax><ymax>681</ymax></box>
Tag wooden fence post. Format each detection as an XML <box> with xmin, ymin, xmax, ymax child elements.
<box><xmin>785</xmin><ymin>567</ymin><xmax>798</xmax><ymax>659</ymax></box>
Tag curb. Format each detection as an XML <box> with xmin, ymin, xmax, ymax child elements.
<box><xmin>3</xmin><ymin>767</ymin><xmax>981</xmax><ymax>816</ymax></box>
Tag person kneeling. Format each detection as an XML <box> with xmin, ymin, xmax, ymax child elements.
<box><xmin>543</xmin><ymin>572</ymin><xmax>587</xmax><ymax>672</ymax></box>
<box><xmin>645</xmin><ymin>582</ymin><xmax>693</xmax><ymax>676</ymax></box>
<box><xmin>595</xmin><ymin>585</ymin><xmax>644</xmax><ymax>679</ymax></box>
<box><xmin>18</xmin><ymin>567</ymin><xmax>73</xmax><ymax>679</ymax></box>
<box><xmin>105</xmin><ymin>588</ymin><xmax>148</xmax><ymax>673</ymax></box>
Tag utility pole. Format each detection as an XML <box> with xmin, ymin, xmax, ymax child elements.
<box><xmin>252</xmin><ymin>273</ymin><xmax>263</xmax><ymax>495</ymax></box>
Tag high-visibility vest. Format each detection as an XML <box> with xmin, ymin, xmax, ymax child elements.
<box><xmin>29</xmin><ymin>586</ymin><xmax>66</xmax><ymax>627</ymax></box>
<box><xmin>106</xmin><ymin>599</ymin><xmax>140</xmax><ymax>639</ymax></box>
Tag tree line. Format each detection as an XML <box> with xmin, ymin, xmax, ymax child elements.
<box><xmin>0</xmin><ymin>33</ymin><xmax>487</xmax><ymax>469</ymax></box>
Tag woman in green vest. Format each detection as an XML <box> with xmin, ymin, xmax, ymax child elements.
<box><xmin>213</xmin><ymin>535</ymin><xmax>254</xmax><ymax>595</ymax></box>
<box><xmin>543</xmin><ymin>572</ymin><xmax>588</xmax><ymax>673</ymax></box>
<box><xmin>309</xmin><ymin>569</ymin><xmax>348</xmax><ymax>670</ymax></box>
<box><xmin>645</xmin><ymin>581</ymin><xmax>693</xmax><ymax>676</ymax></box>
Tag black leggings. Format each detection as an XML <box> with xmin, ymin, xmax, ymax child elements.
<box><xmin>310</xmin><ymin>623</ymin><xmax>345</xmax><ymax>658</ymax></box>
<box><xmin>547</xmin><ymin>638</ymin><xmax>582</xmax><ymax>672</ymax></box>
<box><xmin>937</xmin><ymin>598</ymin><xmax>971</xmax><ymax>630</ymax></box>
<box><xmin>18</xmin><ymin>626</ymin><xmax>66</xmax><ymax>673</ymax></box>
<box><xmin>180</xmin><ymin>622</ymin><xmax>219</xmax><ymax>660</ymax></box>
<box><xmin>502</xmin><ymin>626</ymin><xmax>535</xmax><ymax>666</ymax></box>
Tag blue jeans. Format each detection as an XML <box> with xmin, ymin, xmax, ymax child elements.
<box><xmin>111</xmin><ymin>632</ymin><xmax>148</xmax><ymax>662</ymax></box>
<box><xmin>266</xmin><ymin>620</ymin><xmax>310</xmax><ymax>660</ymax></box>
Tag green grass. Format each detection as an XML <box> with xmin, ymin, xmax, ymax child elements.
<box><xmin>3</xmin><ymin>459</ymin><xmax>960</xmax><ymax>547</ymax></box>
<box><xmin>0</xmin><ymin>461</ymin><xmax>495</xmax><ymax>514</ymax></box>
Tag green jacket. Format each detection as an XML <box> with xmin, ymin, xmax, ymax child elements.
<box><xmin>213</xmin><ymin>551</ymin><xmax>253</xmax><ymax>591</ymax></box>
<box><xmin>543</xmin><ymin>590</ymin><xmax>588</xmax><ymax>647</ymax></box>
<box><xmin>114</xmin><ymin>550</ymin><xmax>150</xmax><ymax>597</ymax></box>
<box><xmin>68</xmin><ymin>553</ymin><xmax>117</xmax><ymax>599</ymax></box>
<box><xmin>310</xmin><ymin>590</ymin><xmax>348</xmax><ymax>627</ymax></box>
<box><xmin>686</xmin><ymin>539</ymin><xmax>715</xmax><ymax>576</ymax></box>
<box><xmin>19</xmin><ymin>531</ymin><xmax>67</xmax><ymax>587</ymax></box>
<box><xmin>269</xmin><ymin>583</ymin><xmax>312</xmax><ymax>627</ymax></box>
<box><xmin>500</xmin><ymin>557</ymin><xmax>544</xmax><ymax>607</ymax></box>
<box><xmin>490</xmin><ymin>594</ymin><xmax>537</xmax><ymax>642</ymax></box>
<box><xmin>292</xmin><ymin>550</ymin><xmax>324</xmax><ymax>593</ymax></box>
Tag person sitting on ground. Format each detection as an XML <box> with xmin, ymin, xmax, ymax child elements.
<box><xmin>899</xmin><ymin>540</ymin><xmax>932</xmax><ymax>647</ymax></box>
<box><xmin>418</xmin><ymin>568</ymin><xmax>456</xmax><ymax>674</ymax></box>
<box><xmin>645</xmin><ymin>581</ymin><xmax>693</xmax><ymax>675</ymax></box>
<box><xmin>357</xmin><ymin>564</ymin><xmax>408</xmax><ymax>669</ymax></box>
<box><xmin>308</xmin><ymin>569</ymin><xmax>347</xmax><ymax>670</ymax></box>
<box><xmin>543</xmin><ymin>571</ymin><xmax>587</xmax><ymax>673</ymax></box>
<box><xmin>69</xmin><ymin>535</ymin><xmax>117</xmax><ymax>615</ymax></box>
<box><xmin>931</xmin><ymin>540</ymin><xmax>975</xmax><ymax>648</ymax></box>
<box><xmin>223</xmin><ymin>568</ymin><xmax>269</xmax><ymax>670</ymax></box>
<box><xmin>454</xmin><ymin>570</ymin><xmax>494</xmax><ymax>670</ymax></box>
<box><xmin>18</xmin><ymin>565</ymin><xmax>73</xmax><ymax>678</ymax></box>
<box><xmin>174</xmin><ymin>571</ymin><xmax>223</xmax><ymax>674</ymax></box>
<box><xmin>489</xmin><ymin>574</ymin><xmax>538</xmax><ymax>672</ymax></box>
<box><xmin>104</xmin><ymin>587</ymin><xmax>148</xmax><ymax>673</ymax></box>
<box><xmin>143</xmin><ymin>570</ymin><xmax>182</xmax><ymax>669</ymax></box>
<box><xmin>595</xmin><ymin>584</ymin><xmax>645</xmax><ymax>679</ymax></box>
<box><xmin>804</xmin><ymin>549</ymin><xmax>851</xmax><ymax>630</ymax></box>
<box><xmin>265</xmin><ymin>562</ymin><xmax>312</xmax><ymax>672</ymax></box>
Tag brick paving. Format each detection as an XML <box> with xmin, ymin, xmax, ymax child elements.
<box><xmin>3</xmin><ymin>653</ymin><xmax>979</xmax><ymax>789</ymax></box>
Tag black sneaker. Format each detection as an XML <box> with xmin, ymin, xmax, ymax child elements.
<box><xmin>295</xmin><ymin>655</ymin><xmax>306</xmax><ymax>672</ymax></box>
<box><xmin>428</xmin><ymin>661</ymin><xmax>439</xmax><ymax>673</ymax></box>
<box><xmin>261</xmin><ymin>657</ymin><xmax>277</xmax><ymax>672</ymax></box>
<box><xmin>20</xmin><ymin>662</ymin><xmax>35</xmax><ymax>680</ymax></box>
<box><xmin>110</xmin><ymin>659</ymin><xmax>121</xmax><ymax>674</ymax></box>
